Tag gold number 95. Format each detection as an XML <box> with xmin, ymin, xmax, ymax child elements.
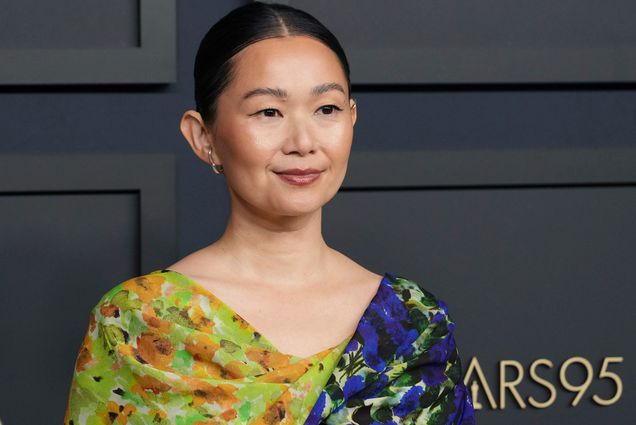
<box><xmin>559</xmin><ymin>356</ymin><xmax>623</xmax><ymax>406</ymax></box>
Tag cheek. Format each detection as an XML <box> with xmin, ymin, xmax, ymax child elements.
<box><xmin>325</xmin><ymin>125</ymin><xmax>353</xmax><ymax>163</ymax></box>
<box><xmin>218</xmin><ymin>124</ymin><xmax>272</xmax><ymax>170</ymax></box>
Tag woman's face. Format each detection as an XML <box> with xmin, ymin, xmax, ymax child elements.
<box><xmin>207</xmin><ymin>35</ymin><xmax>356</xmax><ymax>218</ymax></box>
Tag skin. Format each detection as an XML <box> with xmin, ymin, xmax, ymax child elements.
<box><xmin>173</xmin><ymin>35</ymin><xmax>383</xmax><ymax>358</ymax></box>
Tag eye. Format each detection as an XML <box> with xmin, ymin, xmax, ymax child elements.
<box><xmin>316</xmin><ymin>105</ymin><xmax>343</xmax><ymax>115</ymax></box>
<box><xmin>254</xmin><ymin>108</ymin><xmax>282</xmax><ymax>118</ymax></box>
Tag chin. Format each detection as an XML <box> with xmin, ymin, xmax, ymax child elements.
<box><xmin>273</xmin><ymin>194</ymin><xmax>328</xmax><ymax>216</ymax></box>
<box><xmin>277</xmin><ymin>202</ymin><xmax>323</xmax><ymax>217</ymax></box>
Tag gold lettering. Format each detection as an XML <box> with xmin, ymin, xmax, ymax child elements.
<box><xmin>463</xmin><ymin>355</ymin><xmax>624</xmax><ymax>411</ymax></box>
<box><xmin>470</xmin><ymin>381</ymin><xmax>483</xmax><ymax>409</ymax></box>
<box><xmin>592</xmin><ymin>356</ymin><xmax>623</xmax><ymax>406</ymax></box>
<box><xmin>500</xmin><ymin>360</ymin><xmax>526</xmax><ymax>409</ymax></box>
<box><xmin>464</xmin><ymin>356</ymin><xmax>497</xmax><ymax>410</ymax></box>
<box><xmin>527</xmin><ymin>358</ymin><xmax>556</xmax><ymax>408</ymax></box>
<box><xmin>560</xmin><ymin>356</ymin><xmax>593</xmax><ymax>406</ymax></box>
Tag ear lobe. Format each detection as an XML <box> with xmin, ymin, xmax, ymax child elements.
<box><xmin>350</xmin><ymin>99</ymin><xmax>357</xmax><ymax>126</ymax></box>
<box><xmin>180</xmin><ymin>110</ymin><xmax>214</xmax><ymax>163</ymax></box>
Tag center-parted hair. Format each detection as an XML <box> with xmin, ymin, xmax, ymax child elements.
<box><xmin>194</xmin><ymin>1</ymin><xmax>351</xmax><ymax>124</ymax></box>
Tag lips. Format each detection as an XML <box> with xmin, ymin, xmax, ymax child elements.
<box><xmin>274</xmin><ymin>168</ymin><xmax>323</xmax><ymax>185</ymax></box>
<box><xmin>275</xmin><ymin>168</ymin><xmax>322</xmax><ymax>175</ymax></box>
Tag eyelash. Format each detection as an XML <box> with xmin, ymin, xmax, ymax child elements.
<box><xmin>254</xmin><ymin>105</ymin><xmax>343</xmax><ymax>118</ymax></box>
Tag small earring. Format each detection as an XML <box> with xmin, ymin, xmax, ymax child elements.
<box><xmin>207</xmin><ymin>146</ymin><xmax>224</xmax><ymax>175</ymax></box>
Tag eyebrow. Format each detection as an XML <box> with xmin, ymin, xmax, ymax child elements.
<box><xmin>242</xmin><ymin>82</ymin><xmax>345</xmax><ymax>101</ymax></box>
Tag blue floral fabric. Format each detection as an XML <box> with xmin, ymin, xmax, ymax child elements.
<box><xmin>307</xmin><ymin>272</ymin><xmax>475</xmax><ymax>424</ymax></box>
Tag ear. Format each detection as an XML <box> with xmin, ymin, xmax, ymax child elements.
<box><xmin>179</xmin><ymin>110</ymin><xmax>222</xmax><ymax>165</ymax></box>
<box><xmin>349</xmin><ymin>98</ymin><xmax>357</xmax><ymax>127</ymax></box>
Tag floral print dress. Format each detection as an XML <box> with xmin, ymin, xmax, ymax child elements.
<box><xmin>64</xmin><ymin>269</ymin><xmax>475</xmax><ymax>424</ymax></box>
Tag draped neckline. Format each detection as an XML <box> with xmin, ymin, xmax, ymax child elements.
<box><xmin>152</xmin><ymin>268</ymin><xmax>389</xmax><ymax>361</ymax></box>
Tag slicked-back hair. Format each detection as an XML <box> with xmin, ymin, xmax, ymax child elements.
<box><xmin>194</xmin><ymin>1</ymin><xmax>351</xmax><ymax>124</ymax></box>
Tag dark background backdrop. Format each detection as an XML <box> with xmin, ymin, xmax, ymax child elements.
<box><xmin>2</xmin><ymin>0</ymin><xmax>635</xmax><ymax>255</ymax></box>
<box><xmin>0</xmin><ymin>1</ymin><xmax>634</xmax><ymax>424</ymax></box>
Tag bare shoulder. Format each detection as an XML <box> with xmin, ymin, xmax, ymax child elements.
<box><xmin>327</xmin><ymin>248</ymin><xmax>384</xmax><ymax>291</ymax></box>
<box><xmin>164</xmin><ymin>245</ymin><xmax>230</xmax><ymax>282</ymax></box>
<box><xmin>321</xmin><ymin>249</ymin><xmax>385</xmax><ymax>338</ymax></box>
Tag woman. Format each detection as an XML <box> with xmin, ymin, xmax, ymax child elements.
<box><xmin>64</xmin><ymin>2</ymin><xmax>475</xmax><ymax>424</ymax></box>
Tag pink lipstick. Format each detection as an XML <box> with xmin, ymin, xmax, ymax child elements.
<box><xmin>274</xmin><ymin>168</ymin><xmax>323</xmax><ymax>186</ymax></box>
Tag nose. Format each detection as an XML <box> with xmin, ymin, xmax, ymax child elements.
<box><xmin>282</xmin><ymin>115</ymin><xmax>316</xmax><ymax>156</ymax></box>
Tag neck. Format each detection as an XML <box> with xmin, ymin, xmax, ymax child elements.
<box><xmin>210</xmin><ymin>193</ymin><xmax>332</xmax><ymax>289</ymax></box>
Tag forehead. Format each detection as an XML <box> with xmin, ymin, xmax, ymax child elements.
<box><xmin>228</xmin><ymin>35</ymin><xmax>347</xmax><ymax>94</ymax></box>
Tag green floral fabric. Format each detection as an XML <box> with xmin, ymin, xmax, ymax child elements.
<box><xmin>64</xmin><ymin>269</ymin><xmax>350</xmax><ymax>424</ymax></box>
<box><xmin>64</xmin><ymin>269</ymin><xmax>475</xmax><ymax>424</ymax></box>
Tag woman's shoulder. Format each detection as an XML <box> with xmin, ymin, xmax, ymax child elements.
<box><xmin>384</xmin><ymin>272</ymin><xmax>448</xmax><ymax>303</ymax></box>
<box><xmin>87</xmin><ymin>268</ymin><xmax>231</xmax><ymax>339</ymax></box>
<box><xmin>329</xmin><ymin>248</ymin><xmax>454</xmax><ymax>324</ymax></box>
<box><xmin>382</xmin><ymin>272</ymin><xmax>455</xmax><ymax>326</ymax></box>
<box><xmin>92</xmin><ymin>269</ymin><xmax>201</xmax><ymax>315</ymax></box>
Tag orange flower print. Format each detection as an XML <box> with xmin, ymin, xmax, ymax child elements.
<box><xmin>135</xmin><ymin>332</ymin><xmax>175</xmax><ymax>370</ymax></box>
<box><xmin>122</xmin><ymin>275</ymin><xmax>164</xmax><ymax>303</ymax></box>
<box><xmin>134</xmin><ymin>373</ymin><xmax>172</xmax><ymax>395</ymax></box>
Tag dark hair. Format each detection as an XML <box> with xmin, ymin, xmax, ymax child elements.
<box><xmin>194</xmin><ymin>1</ymin><xmax>351</xmax><ymax>124</ymax></box>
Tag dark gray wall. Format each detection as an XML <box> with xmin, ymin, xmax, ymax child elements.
<box><xmin>1</xmin><ymin>1</ymin><xmax>635</xmax><ymax>424</ymax></box>
<box><xmin>1</xmin><ymin>0</ymin><xmax>635</xmax><ymax>257</ymax></box>
<box><xmin>0</xmin><ymin>0</ymin><xmax>138</xmax><ymax>49</ymax></box>
<box><xmin>0</xmin><ymin>154</ymin><xmax>177</xmax><ymax>424</ymax></box>
<box><xmin>272</xmin><ymin>0</ymin><xmax>636</xmax><ymax>83</ymax></box>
